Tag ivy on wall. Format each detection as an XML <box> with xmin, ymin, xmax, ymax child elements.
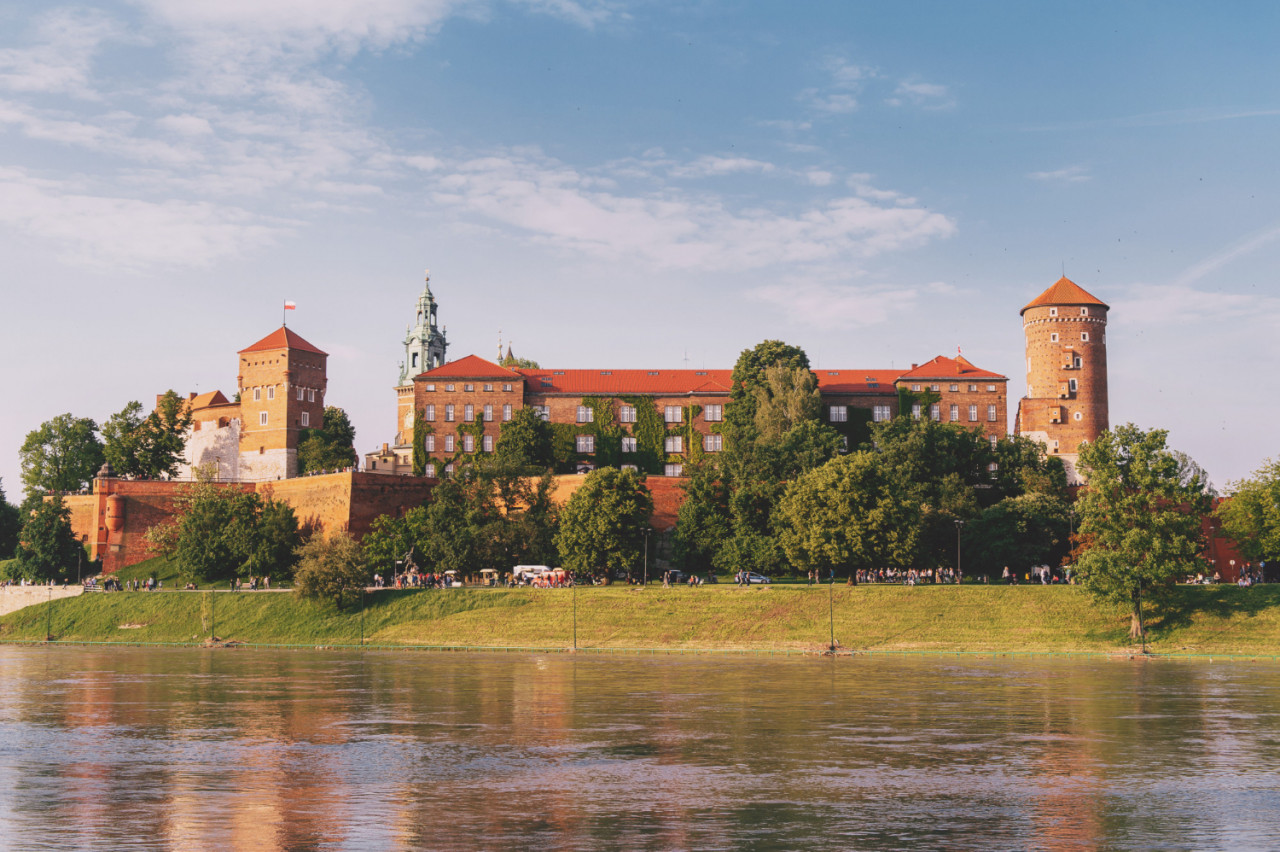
<box><xmin>411</xmin><ymin>412</ymin><xmax>433</xmax><ymax>476</ymax></box>
<box><xmin>826</xmin><ymin>407</ymin><xmax>875</xmax><ymax>451</ymax></box>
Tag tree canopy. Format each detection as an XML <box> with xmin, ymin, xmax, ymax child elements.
<box><xmin>7</xmin><ymin>495</ymin><xmax>82</xmax><ymax>582</ymax></box>
<box><xmin>1074</xmin><ymin>424</ymin><xmax>1211</xmax><ymax>639</ymax></box>
<box><xmin>555</xmin><ymin>467</ymin><xmax>653</xmax><ymax>578</ymax></box>
<box><xmin>20</xmin><ymin>413</ymin><xmax>104</xmax><ymax>495</ymax></box>
<box><xmin>294</xmin><ymin>532</ymin><xmax>370</xmax><ymax>610</ymax></box>
<box><xmin>101</xmin><ymin>391</ymin><xmax>192</xmax><ymax>479</ymax></box>
<box><xmin>1215</xmin><ymin>458</ymin><xmax>1280</xmax><ymax>567</ymax></box>
<box><xmin>297</xmin><ymin>407</ymin><xmax>358</xmax><ymax>474</ymax></box>
<box><xmin>494</xmin><ymin>406</ymin><xmax>555</xmax><ymax>470</ymax></box>
<box><xmin>0</xmin><ymin>479</ymin><xmax>21</xmax><ymax>561</ymax></box>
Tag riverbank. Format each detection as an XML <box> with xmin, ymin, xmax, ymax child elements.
<box><xmin>4</xmin><ymin>584</ymin><xmax>1280</xmax><ymax>655</ymax></box>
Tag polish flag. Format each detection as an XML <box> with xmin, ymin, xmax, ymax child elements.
<box><xmin>284</xmin><ymin>300</ymin><xmax>297</xmax><ymax>310</ymax></box>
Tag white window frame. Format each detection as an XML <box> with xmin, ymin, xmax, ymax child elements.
<box><xmin>621</xmin><ymin>436</ymin><xmax>637</xmax><ymax>453</ymax></box>
<box><xmin>267</xmin><ymin>386</ymin><xmax>275</xmax><ymax>400</ymax></box>
<box><xmin>873</xmin><ymin>405</ymin><xmax>891</xmax><ymax>422</ymax></box>
<box><xmin>259</xmin><ymin>412</ymin><xmax>268</xmax><ymax>425</ymax></box>
<box><xmin>1069</xmin><ymin>378</ymin><xmax>1078</xmax><ymax>393</ymax></box>
<box><xmin>484</xmin><ymin>384</ymin><xmax>493</xmax><ymax>392</ymax></box>
<box><xmin>704</xmin><ymin>434</ymin><xmax>722</xmax><ymax>452</ymax></box>
<box><xmin>664</xmin><ymin>463</ymin><xmax>683</xmax><ymax>477</ymax></box>
<box><xmin>464</xmin><ymin>404</ymin><xmax>474</xmax><ymax>421</ymax></box>
<box><xmin>482</xmin><ymin>435</ymin><xmax>494</xmax><ymax>452</ymax></box>
<box><xmin>463</xmin><ymin>434</ymin><xmax>474</xmax><ymax>453</ymax></box>
<box><xmin>444</xmin><ymin>435</ymin><xmax>455</xmax><ymax>452</ymax></box>
<box><xmin>425</xmin><ymin>404</ymin><xmax>435</xmax><ymax>421</ymax></box>
<box><xmin>1081</xmin><ymin>307</ymin><xmax>1089</xmax><ymax>316</ymax></box>
<box><xmin>301</xmin><ymin>411</ymin><xmax>309</xmax><ymax>427</ymax></box>
<box><xmin>988</xmin><ymin>404</ymin><xmax>997</xmax><ymax>422</ymax></box>
<box><xmin>308</xmin><ymin>389</ymin><xmax>315</xmax><ymax>403</ymax></box>
<box><xmin>969</xmin><ymin>405</ymin><xmax>978</xmax><ymax>422</ymax></box>
<box><xmin>425</xmin><ymin>435</ymin><xmax>435</xmax><ymax>452</ymax></box>
<box><xmin>577</xmin><ymin>405</ymin><xmax>593</xmax><ymax>423</ymax></box>
<box><xmin>912</xmin><ymin>404</ymin><xmax>922</xmax><ymax>420</ymax></box>
<box><xmin>664</xmin><ymin>435</ymin><xmax>684</xmax><ymax>453</ymax></box>
<box><xmin>1050</xmin><ymin>333</ymin><xmax>1059</xmax><ymax>343</ymax></box>
<box><xmin>425</xmin><ymin>463</ymin><xmax>436</xmax><ymax>477</ymax></box>
<box><xmin>1081</xmin><ymin>332</ymin><xmax>1090</xmax><ymax>342</ymax></box>
<box><xmin>950</xmin><ymin>384</ymin><xmax>959</xmax><ymax>392</ymax></box>
<box><xmin>253</xmin><ymin>388</ymin><xmax>261</xmax><ymax>401</ymax></box>
<box><xmin>930</xmin><ymin>404</ymin><xmax>940</xmax><ymax>421</ymax></box>
<box><xmin>829</xmin><ymin>405</ymin><xmax>848</xmax><ymax>423</ymax></box>
<box><xmin>297</xmin><ymin>387</ymin><xmax>304</xmax><ymax>400</ymax></box>
<box><xmin>503</xmin><ymin>404</ymin><xmax>513</xmax><ymax>422</ymax></box>
<box><xmin>664</xmin><ymin>405</ymin><xmax>682</xmax><ymax>423</ymax></box>
<box><xmin>619</xmin><ymin>405</ymin><xmax>636</xmax><ymax>423</ymax></box>
<box><xmin>704</xmin><ymin>404</ymin><xmax>723</xmax><ymax>422</ymax></box>
<box><xmin>1050</xmin><ymin>307</ymin><xmax>1058</xmax><ymax>317</ymax></box>
<box><xmin>949</xmin><ymin>404</ymin><xmax>959</xmax><ymax>422</ymax></box>
<box><xmin>464</xmin><ymin>384</ymin><xmax>474</xmax><ymax>392</ymax></box>
<box><xmin>483</xmin><ymin>404</ymin><xmax>493</xmax><ymax>422</ymax></box>
<box><xmin>575</xmin><ymin>435</ymin><xmax>595</xmax><ymax>453</ymax></box>
<box><xmin>503</xmin><ymin>383</ymin><xmax>512</xmax><ymax>392</ymax></box>
<box><xmin>445</xmin><ymin>404</ymin><xmax>455</xmax><ymax>422</ymax></box>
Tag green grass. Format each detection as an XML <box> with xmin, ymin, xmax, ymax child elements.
<box><xmin>107</xmin><ymin>556</ymin><xmax>290</xmax><ymax>590</ymax></box>
<box><xmin>7</xmin><ymin>584</ymin><xmax>1280</xmax><ymax>655</ymax></box>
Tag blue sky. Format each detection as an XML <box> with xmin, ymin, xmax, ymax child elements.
<box><xmin>2</xmin><ymin>0</ymin><xmax>1278</xmax><ymax>496</ymax></box>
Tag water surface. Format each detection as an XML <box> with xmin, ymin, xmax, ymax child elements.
<box><xmin>1</xmin><ymin>646</ymin><xmax>1278</xmax><ymax>850</ymax></box>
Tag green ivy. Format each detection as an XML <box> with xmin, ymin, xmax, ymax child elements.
<box><xmin>411</xmin><ymin>412</ymin><xmax>434</xmax><ymax>476</ymax></box>
<box><xmin>826</xmin><ymin>407</ymin><xmax>874</xmax><ymax>452</ymax></box>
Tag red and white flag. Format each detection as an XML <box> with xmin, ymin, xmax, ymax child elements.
<box><xmin>284</xmin><ymin>300</ymin><xmax>297</xmax><ymax>310</ymax></box>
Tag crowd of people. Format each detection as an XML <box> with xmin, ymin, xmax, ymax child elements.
<box><xmin>854</xmin><ymin>567</ymin><xmax>964</xmax><ymax>585</ymax></box>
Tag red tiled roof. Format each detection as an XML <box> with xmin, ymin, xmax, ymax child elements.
<box><xmin>517</xmin><ymin>369</ymin><xmax>734</xmax><ymax>396</ymax></box>
<box><xmin>419</xmin><ymin>355</ymin><xmax>522</xmax><ymax>380</ymax></box>
<box><xmin>187</xmin><ymin>390</ymin><xmax>232</xmax><ymax>411</ymax></box>
<box><xmin>238</xmin><ymin>327</ymin><xmax>328</xmax><ymax>355</ymax></box>
<box><xmin>814</xmin><ymin>369</ymin><xmax>902</xmax><ymax>395</ymax></box>
<box><xmin>896</xmin><ymin>355</ymin><xmax>1006</xmax><ymax>381</ymax></box>
<box><xmin>1021</xmin><ymin>276</ymin><xmax>1109</xmax><ymax>315</ymax></box>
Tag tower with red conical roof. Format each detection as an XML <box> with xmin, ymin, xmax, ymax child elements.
<box><xmin>1015</xmin><ymin>276</ymin><xmax>1109</xmax><ymax>484</ymax></box>
<box><xmin>236</xmin><ymin>326</ymin><xmax>328</xmax><ymax>481</ymax></box>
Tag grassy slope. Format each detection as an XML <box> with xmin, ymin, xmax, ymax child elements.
<box><xmin>6</xmin><ymin>584</ymin><xmax>1280</xmax><ymax>655</ymax></box>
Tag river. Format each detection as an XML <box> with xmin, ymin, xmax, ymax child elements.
<box><xmin>1</xmin><ymin>646</ymin><xmax>1277</xmax><ymax>850</ymax></box>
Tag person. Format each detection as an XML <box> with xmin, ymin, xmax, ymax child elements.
<box><xmin>1002</xmin><ymin>566</ymin><xmax>1010</xmax><ymax>584</ymax></box>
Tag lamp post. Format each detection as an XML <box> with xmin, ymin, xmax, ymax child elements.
<box><xmin>954</xmin><ymin>519</ymin><xmax>966</xmax><ymax>584</ymax></box>
<box><xmin>642</xmin><ymin>526</ymin><xmax>651</xmax><ymax>586</ymax></box>
<box><xmin>572</xmin><ymin>579</ymin><xmax>577</xmax><ymax>651</ymax></box>
<box><xmin>828</xmin><ymin>569</ymin><xmax>835</xmax><ymax>653</ymax></box>
<box><xmin>1230</xmin><ymin>559</ymin><xmax>1236</xmax><ymax>583</ymax></box>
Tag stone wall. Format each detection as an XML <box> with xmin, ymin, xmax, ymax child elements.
<box><xmin>0</xmin><ymin>584</ymin><xmax>84</xmax><ymax>617</ymax></box>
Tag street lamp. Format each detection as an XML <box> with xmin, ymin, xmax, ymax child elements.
<box><xmin>954</xmin><ymin>519</ymin><xmax>965</xmax><ymax>584</ymax></box>
<box><xmin>641</xmin><ymin>526</ymin><xmax>651</xmax><ymax>586</ymax></box>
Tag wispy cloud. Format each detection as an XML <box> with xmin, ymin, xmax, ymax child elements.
<box><xmin>1028</xmin><ymin>165</ymin><xmax>1091</xmax><ymax>184</ymax></box>
<box><xmin>1024</xmin><ymin>106</ymin><xmax>1280</xmax><ymax>133</ymax></box>
<box><xmin>1172</xmin><ymin>220</ymin><xmax>1280</xmax><ymax>288</ymax></box>
<box><xmin>799</xmin><ymin>56</ymin><xmax>873</xmax><ymax>114</ymax></box>
<box><xmin>886</xmin><ymin>80</ymin><xmax>954</xmax><ymax>110</ymax></box>
<box><xmin>749</xmin><ymin>278</ymin><xmax>939</xmax><ymax>329</ymax></box>
<box><xmin>668</xmin><ymin>155</ymin><xmax>776</xmax><ymax>178</ymax></box>
<box><xmin>0</xmin><ymin>8</ymin><xmax>124</xmax><ymax>99</ymax></box>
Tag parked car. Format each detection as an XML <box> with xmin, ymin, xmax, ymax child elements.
<box><xmin>742</xmin><ymin>572</ymin><xmax>771</xmax><ymax>585</ymax></box>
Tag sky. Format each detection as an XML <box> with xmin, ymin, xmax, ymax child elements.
<box><xmin>2</xmin><ymin>0</ymin><xmax>1279</xmax><ymax>497</ymax></box>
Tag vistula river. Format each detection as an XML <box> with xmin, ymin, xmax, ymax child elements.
<box><xmin>1</xmin><ymin>646</ymin><xmax>1278</xmax><ymax>850</ymax></box>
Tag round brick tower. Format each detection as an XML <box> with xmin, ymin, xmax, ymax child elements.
<box><xmin>1015</xmin><ymin>276</ymin><xmax>1109</xmax><ymax>483</ymax></box>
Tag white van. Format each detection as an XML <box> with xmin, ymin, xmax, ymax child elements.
<box><xmin>513</xmin><ymin>565</ymin><xmax>552</xmax><ymax>583</ymax></box>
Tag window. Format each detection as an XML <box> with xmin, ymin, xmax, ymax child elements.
<box><xmin>503</xmin><ymin>383</ymin><xmax>512</xmax><ymax>392</ymax></box>
<box><xmin>990</xmin><ymin>435</ymin><xmax>999</xmax><ymax>449</ymax></box>
<box><xmin>664</xmin><ymin>406</ymin><xmax>682</xmax><ymax>423</ymax></box>
<box><xmin>577</xmin><ymin>405</ymin><xmax>593</xmax><ymax>423</ymax></box>
<box><xmin>873</xmin><ymin>405</ymin><xmax>892</xmax><ymax>422</ymax></box>
<box><xmin>1068</xmin><ymin>378</ymin><xmax>1078</xmax><ymax>393</ymax></box>
<box><xmin>969</xmin><ymin>385</ymin><xmax>977</xmax><ymax>392</ymax></box>
<box><xmin>988</xmin><ymin>462</ymin><xmax>1000</xmax><ymax>479</ymax></box>
<box><xmin>424</xmin><ymin>404</ymin><xmax>435</xmax><ymax>421</ymax></box>
<box><xmin>665</xmin><ymin>463</ymin><xmax>683</xmax><ymax>477</ymax></box>
<box><xmin>463</xmin><ymin>404</ymin><xmax>474</xmax><ymax>421</ymax></box>
<box><xmin>463</xmin><ymin>434</ymin><xmax>474</xmax><ymax>453</ymax></box>
<box><xmin>483</xmin><ymin>404</ymin><xmax>493</xmax><ymax>422</ymax></box>
<box><xmin>930</xmin><ymin>384</ymin><xmax>940</xmax><ymax>392</ymax></box>
<box><xmin>930</xmin><ymin>404</ymin><xmax>940</xmax><ymax>421</ymax></box>
<box><xmin>912</xmin><ymin>404</ymin><xmax>922</xmax><ymax>420</ymax></box>
<box><xmin>1050</xmin><ymin>333</ymin><xmax>1059</xmax><ymax>343</ymax></box>
<box><xmin>829</xmin><ymin>405</ymin><xmax>848</xmax><ymax>423</ymax></box>
<box><xmin>1050</xmin><ymin>307</ymin><xmax>1058</xmax><ymax>317</ymax></box>
<box><xmin>253</xmin><ymin>388</ymin><xmax>261</xmax><ymax>401</ymax></box>
<box><xmin>445</xmin><ymin>384</ymin><xmax>455</xmax><ymax>392</ymax></box>
<box><xmin>425</xmin><ymin>383</ymin><xmax>436</xmax><ymax>392</ymax></box>
<box><xmin>704</xmin><ymin>405</ymin><xmax>723</xmax><ymax>422</ymax></box>
<box><xmin>969</xmin><ymin>405</ymin><xmax>978</xmax><ymax>422</ymax></box>
<box><xmin>267</xmin><ymin>386</ymin><xmax>275</xmax><ymax>400</ymax></box>
<box><xmin>911</xmin><ymin>384</ymin><xmax>921</xmax><ymax>392</ymax></box>
<box><xmin>301</xmin><ymin>411</ymin><xmax>309</xmax><ymax>427</ymax></box>
<box><xmin>619</xmin><ymin>405</ymin><xmax>636</xmax><ymax>423</ymax></box>
<box><xmin>445</xmin><ymin>404</ymin><xmax>455</xmax><ymax>422</ymax></box>
<box><xmin>425</xmin><ymin>463</ymin><xmax>436</xmax><ymax>477</ymax></box>
<box><xmin>1074</xmin><ymin>411</ymin><xmax>1084</xmax><ymax>421</ymax></box>
<box><xmin>484</xmin><ymin>384</ymin><xmax>493</xmax><ymax>392</ymax></box>
<box><xmin>987</xmin><ymin>385</ymin><xmax>996</xmax><ymax>392</ymax></box>
<box><xmin>1081</xmin><ymin>307</ymin><xmax>1089</xmax><ymax>316</ymax></box>
<box><xmin>464</xmin><ymin>384</ymin><xmax>474</xmax><ymax>392</ymax></box>
<box><xmin>949</xmin><ymin>404</ymin><xmax>959</xmax><ymax>422</ymax></box>
<box><xmin>483</xmin><ymin>435</ymin><xmax>493</xmax><ymax>452</ymax></box>
<box><xmin>411</xmin><ymin>353</ymin><xmax>418</xmax><ymax>368</ymax></box>
<box><xmin>503</xmin><ymin>404</ymin><xmax>512</xmax><ymax>422</ymax></box>
<box><xmin>1073</xmin><ymin>355</ymin><xmax>1083</xmax><ymax>369</ymax></box>
<box><xmin>621</xmin><ymin>436</ymin><xmax>637</xmax><ymax>453</ymax></box>
<box><xmin>575</xmin><ymin>435</ymin><xmax>595</xmax><ymax>453</ymax></box>
<box><xmin>536</xmin><ymin>406</ymin><xmax>550</xmax><ymax>421</ymax></box>
<box><xmin>259</xmin><ymin>412</ymin><xmax>268</xmax><ymax>425</ymax></box>
<box><xmin>425</xmin><ymin>435</ymin><xmax>435</xmax><ymax>452</ymax></box>
<box><xmin>308</xmin><ymin>389</ymin><xmax>315</xmax><ymax>403</ymax></box>
<box><xmin>664</xmin><ymin>435</ymin><xmax>684</xmax><ymax>453</ymax></box>
<box><xmin>950</xmin><ymin>384</ymin><xmax>959</xmax><ymax>392</ymax></box>
<box><xmin>987</xmin><ymin>405</ymin><xmax>997</xmax><ymax>422</ymax></box>
<box><xmin>704</xmin><ymin>434</ymin><xmax>722</xmax><ymax>452</ymax></box>
<box><xmin>444</xmin><ymin>435</ymin><xmax>455</xmax><ymax>452</ymax></box>
<box><xmin>1081</xmin><ymin>332</ymin><xmax>1090</xmax><ymax>342</ymax></box>
<box><xmin>445</xmin><ymin>463</ymin><xmax>454</xmax><ymax>474</ymax></box>
<box><xmin>297</xmin><ymin>387</ymin><xmax>304</xmax><ymax>400</ymax></box>
<box><xmin>621</xmin><ymin>464</ymin><xmax>638</xmax><ymax>473</ymax></box>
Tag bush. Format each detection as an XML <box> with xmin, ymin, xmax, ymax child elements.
<box><xmin>293</xmin><ymin>532</ymin><xmax>370</xmax><ymax>610</ymax></box>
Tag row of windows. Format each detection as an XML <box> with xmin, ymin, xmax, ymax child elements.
<box><xmin>1048</xmin><ymin>332</ymin><xmax>1090</xmax><ymax>343</ymax></box>
<box><xmin>1048</xmin><ymin>307</ymin><xmax>1092</xmax><ymax>317</ymax></box>
<box><xmin>909</xmin><ymin>383</ymin><xmax>998</xmax><ymax>393</ymax></box>
<box><xmin>424</xmin><ymin>434</ymin><xmax>496</xmax><ymax>453</ymax></box>
<box><xmin>250</xmin><ymin>386</ymin><xmax>318</xmax><ymax>403</ymax></box>
<box><xmin>255</xmin><ymin>411</ymin><xmax>310</xmax><ymax>426</ymax></box>
<box><xmin>567</xmin><ymin>434</ymin><xmax>723</xmax><ymax>454</ymax></box>
<box><xmin>910</xmin><ymin>404</ymin><xmax>999</xmax><ymax>422</ymax></box>
<box><xmin>578</xmin><ymin>404</ymin><xmax>723</xmax><ymax>424</ymax></box>
<box><xmin>423</xmin><ymin>382</ymin><xmax>515</xmax><ymax>393</ymax></box>
<box><xmin>421</xmin><ymin>404</ymin><xmax>515</xmax><ymax>423</ymax></box>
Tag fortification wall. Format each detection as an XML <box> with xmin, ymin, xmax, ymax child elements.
<box><xmin>547</xmin><ymin>474</ymin><xmax>685</xmax><ymax>531</ymax></box>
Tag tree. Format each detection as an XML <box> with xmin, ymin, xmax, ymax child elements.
<box><xmin>752</xmin><ymin>364</ymin><xmax>822</xmax><ymax>442</ymax></box>
<box><xmin>146</xmin><ymin>480</ymin><xmax>300</xmax><ymax>583</ymax></box>
<box><xmin>0</xmin><ymin>478</ymin><xmax>21</xmax><ymax>560</ymax></box>
<box><xmin>9</xmin><ymin>495</ymin><xmax>82</xmax><ymax>582</ymax></box>
<box><xmin>101</xmin><ymin>391</ymin><xmax>193</xmax><ymax>480</ymax></box>
<box><xmin>725</xmin><ymin>339</ymin><xmax>810</xmax><ymax>445</ymax></box>
<box><xmin>672</xmin><ymin>460</ymin><xmax>732</xmax><ymax>571</ymax></box>
<box><xmin>297</xmin><ymin>407</ymin><xmax>358</xmax><ymax>474</ymax></box>
<box><xmin>495</xmin><ymin>406</ymin><xmax>555</xmax><ymax>470</ymax></box>
<box><xmin>19</xmin><ymin>413</ymin><xmax>104</xmax><ymax>495</ymax></box>
<box><xmin>965</xmin><ymin>492</ymin><xmax>1071</xmax><ymax>578</ymax></box>
<box><xmin>294</xmin><ymin>532</ymin><xmax>370</xmax><ymax>610</ymax></box>
<box><xmin>556</xmin><ymin>468</ymin><xmax>653</xmax><ymax>577</ymax></box>
<box><xmin>499</xmin><ymin>352</ymin><xmax>540</xmax><ymax>369</ymax></box>
<box><xmin>775</xmin><ymin>451</ymin><xmax>920</xmax><ymax>579</ymax></box>
<box><xmin>1074</xmin><ymin>424</ymin><xmax>1211</xmax><ymax>640</ymax></box>
<box><xmin>1216</xmin><ymin>458</ymin><xmax>1280</xmax><ymax>567</ymax></box>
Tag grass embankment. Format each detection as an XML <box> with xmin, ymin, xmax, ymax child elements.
<box><xmin>5</xmin><ymin>583</ymin><xmax>1280</xmax><ymax>655</ymax></box>
<box><xmin>108</xmin><ymin>556</ymin><xmax>291</xmax><ymax>590</ymax></box>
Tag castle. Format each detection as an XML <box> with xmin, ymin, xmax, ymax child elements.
<box><xmin>364</xmin><ymin>272</ymin><xmax>1109</xmax><ymax>481</ymax></box>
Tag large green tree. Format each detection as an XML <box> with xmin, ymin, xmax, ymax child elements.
<box><xmin>1074</xmin><ymin>424</ymin><xmax>1211</xmax><ymax>639</ymax></box>
<box><xmin>494</xmin><ymin>406</ymin><xmax>555</xmax><ymax>470</ymax></box>
<box><xmin>20</xmin><ymin>413</ymin><xmax>105</xmax><ymax>495</ymax></box>
<box><xmin>775</xmin><ymin>451</ymin><xmax>920</xmax><ymax>579</ymax></box>
<box><xmin>101</xmin><ymin>391</ymin><xmax>192</xmax><ymax>480</ymax></box>
<box><xmin>965</xmin><ymin>492</ymin><xmax>1072</xmax><ymax>578</ymax></box>
<box><xmin>294</xmin><ymin>532</ymin><xmax>370</xmax><ymax>610</ymax></box>
<box><xmin>0</xmin><ymin>478</ymin><xmax>21</xmax><ymax>560</ymax></box>
<box><xmin>8</xmin><ymin>495</ymin><xmax>82</xmax><ymax>582</ymax></box>
<box><xmin>297</xmin><ymin>407</ymin><xmax>358</xmax><ymax>474</ymax></box>
<box><xmin>725</xmin><ymin>339</ymin><xmax>810</xmax><ymax>445</ymax></box>
<box><xmin>555</xmin><ymin>468</ymin><xmax>653</xmax><ymax>578</ymax></box>
<box><xmin>1215</xmin><ymin>458</ymin><xmax>1280</xmax><ymax>567</ymax></box>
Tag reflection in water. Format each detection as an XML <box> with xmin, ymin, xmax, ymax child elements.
<box><xmin>1</xmin><ymin>647</ymin><xmax>1279</xmax><ymax>850</ymax></box>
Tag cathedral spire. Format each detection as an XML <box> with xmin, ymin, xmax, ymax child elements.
<box><xmin>399</xmin><ymin>268</ymin><xmax>448</xmax><ymax>385</ymax></box>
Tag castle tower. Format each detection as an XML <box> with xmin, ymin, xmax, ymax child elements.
<box><xmin>394</xmin><ymin>270</ymin><xmax>448</xmax><ymax>448</ymax></box>
<box><xmin>236</xmin><ymin>327</ymin><xmax>328</xmax><ymax>481</ymax></box>
<box><xmin>1015</xmin><ymin>276</ymin><xmax>1109</xmax><ymax>484</ymax></box>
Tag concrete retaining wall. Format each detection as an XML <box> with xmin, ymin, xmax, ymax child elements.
<box><xmin>0</xmin><ymin>585</ymin><xmax>84</xmax><ymax>617</ymax></box>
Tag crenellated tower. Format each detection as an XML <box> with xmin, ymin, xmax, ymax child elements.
<box><xmin>1015</xmin><ymin>276</ymin><xmax>1109</xmax><ymax>484</ymax></box>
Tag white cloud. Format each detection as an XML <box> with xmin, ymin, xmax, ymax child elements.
<box><xmin>156</xmin><ymin>114</ymin><xmax>214</xmax><ymax>135</ymax></box>
<box><xmin>749</xmin><ymin>279</ymin><xmax>928</xmax><ymax>329</ymax></box>
<box><xmin>1028</xmin><ymin>165</ymin><xmax>1091</xmax><ymax>184</ymax></box>
<box><xmin>805</xmin><ymin>170</ymin><xmax>833</xmax><ymax>187</ymax></box>
<box><xmin>669</xmin><ymin>155</ymin><xmax>776</xmax><ymax>178</ymax></box>
<box><xmin>887</xmin><ymin>80</ymin><xmax>954</xmax><ymax>109</ymax></box>
<box><xmin>0</xmin><ymin>8</ymin><xmax>123</xmax><ymax>99</ymax></box>
<box><xmin>799</xmin><ymin>56</ymin><xmax>873</xmax><ymax>114</ymax></box>
<box><xmin>1171</xmin><ymin>220</ymin><xmax>1280</xmax><ymax>288</ymax></box>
